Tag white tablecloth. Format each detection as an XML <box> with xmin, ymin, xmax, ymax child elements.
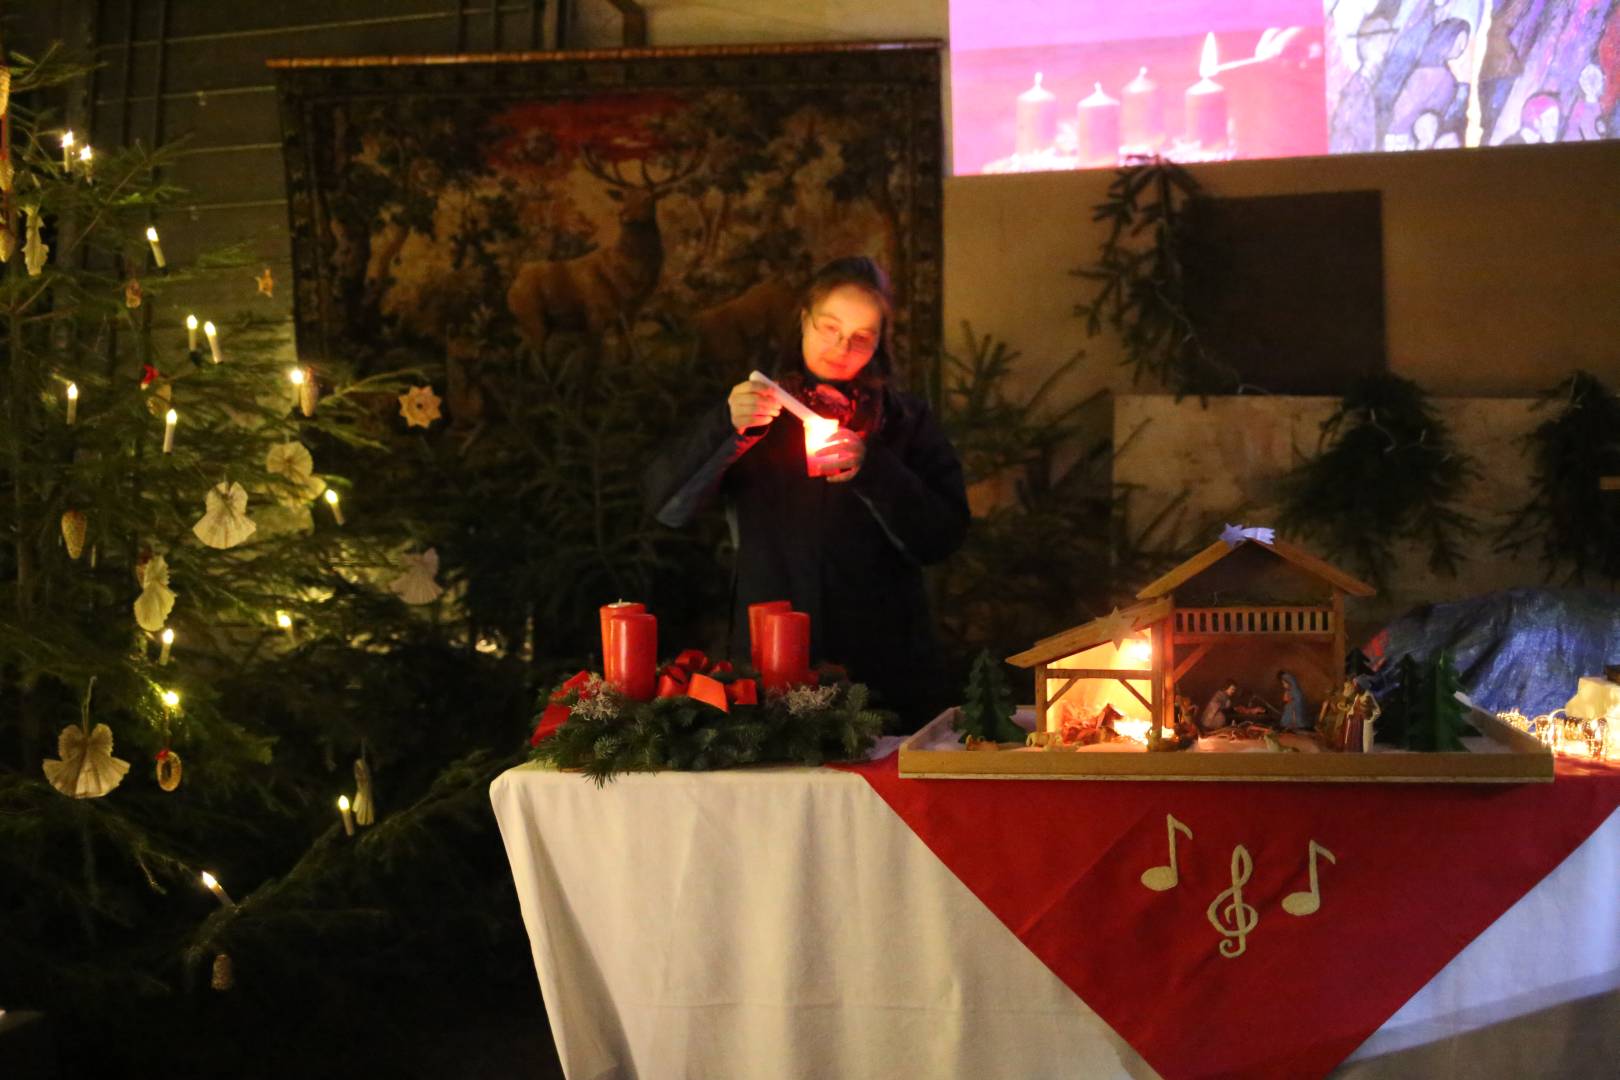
<box><xmin>491</xmin><ymin>758</ymin><xmax>1620</xmax><ymax>1080</ymax></box>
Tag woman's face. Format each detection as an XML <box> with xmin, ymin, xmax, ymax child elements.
<box><xmin>801</xmin><ymin>284</ymin><xmax>883</xmax><ymax>382</ymax></box>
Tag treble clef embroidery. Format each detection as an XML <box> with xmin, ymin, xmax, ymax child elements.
<box><xmin>1206</xmin><ymin>843</ymin><xmax>1259</xmax><ymax>958</ymax></box>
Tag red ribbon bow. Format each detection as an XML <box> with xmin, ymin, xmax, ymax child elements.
<box><xmin>530</xmin><ymin>669</ymin><xmax>595</xmax><ymax>745</ymax></box>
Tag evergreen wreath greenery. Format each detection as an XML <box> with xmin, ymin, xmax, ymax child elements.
<box><xmin>1495</xmin><ymin>371</ymin><xmax>1620</xmax><ymax>584</ymax></box>
<box><xmin>1279</xmin><ymin>374</ymin><xmax>1475</xmax><ymax>590</ymax></box>
<box><xmin>530</xmin><ymin>667</ymin><xmax>886</xmax><ymax>784</ymax></box>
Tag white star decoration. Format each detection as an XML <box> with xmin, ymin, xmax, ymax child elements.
<box><xmin>1220</xmin><ymin>523</ymin><xmax>1276</xmax><ymax>547</ymax></box>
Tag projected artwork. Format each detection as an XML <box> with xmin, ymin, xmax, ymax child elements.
<box><xmin>950</xmin><ymin>1</ymin><xmax>1620</xmax><ymax>174</ymax></box>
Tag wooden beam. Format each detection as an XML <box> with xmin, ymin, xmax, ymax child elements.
<box><xmin>1172</xmin><ymin>641</ymin><xmax>1213</xmax><ymax>683</ymax></box>
<box><xmin>1036</xmin><ymin>662</ymin><xmax>1048</xmax><ymax>734</ymax></box>
<box><xmin>1048</xmin><ymin>676</ymin><xmax>1081</xmax><ymax>707</ymax></box>
<box><xmin>1045</xmin><ymin>667</ymin><xmax>1153</xmax><ymax>679</ymax></box>
<box><xmin>1119</xmin><ymin>678</ymin><xmax>1152</xmax><ymax>712</ymax></box>
<box><xmin>1173</xmin><ymin>633</ymin><xmax>1335</xmax><ymax>644</ymax></box>
<box><xmin>1602</xmin><ymin>477</ymin><xmax>1620</xmax><ymax>492</ymax></box>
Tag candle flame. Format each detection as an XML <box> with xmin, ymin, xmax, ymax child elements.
<box><xmin>165</xmin><ymin>408</ymin><xmax>178</xmax><ymax>425</ymax></box>
<box><xmin>288</xmin><ymin>366</ymin><xmax>306</xmax><ymax>386</ymax></box>
<box><xmin>200</xmin><ymin>871</ymin><xmax>218</xmax><ymax>889</ymax></box>
<box><xmin>1199</xmin><ymin>32</ymin><xmax>1220</xmax><ymax>81</ymax></box>
<box><xmin>66</xmin><ymin>382</ymin><xmax>78</xmax><ymax>401</ymax></box>
<box><xmin>186</xmin><ymin>314</ymin><xmax>198</xmax><ymax>330</ymax></box>
<box><xmin>324</xmin><ymin>489</ymin><xmax>340</xmax><ymax>506</ymax></box>
<box><xmin>79</xmin><ymin>145</ymin><xmax>92</xmax><ymax>163</ymax></box>
<box><xmin>162</xmin><ymin>689</ymin><xmax>180</xmax><ymax>707</ymax></box>
<box><xmin>203</xmin><ymin>320</ymin><xmax>217</xmax><ymax>338</ymax></box>
<box><xmin>804</xmin><ymin>416</ymin><xmax>839</xmax><ymax>454</ymax></box>
<box><xmin>338</xmin><ymin>795</ymin><xmax>351</xmax><ymax>811</ymax></box>
<box><xmin>161</xmin><ymin>628</ymin><xmax>174</xmax><ymax>645</ymax></box>
<box><xmin>145</xmin><ymin>226</ymin><xmax>159</xmax><ymax>242</ymax></box>
<box><xmin>62</xmin><ymin>130</ymin><xmax>74</xmax><ymax>148</ymax></box>
<box><xmin>276</xmin><ymin>610</ymin><xmax>293</xmax><ymax>630</ymax></box>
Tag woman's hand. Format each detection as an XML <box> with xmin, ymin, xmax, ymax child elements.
<box><xmin>728</xmin><ymin>379</ymin><xmax>782</xmax><ymax>433</ymax></box>
<box><xmin>814</xmin><ymin>428</ymin><xmax>866</xmax><ymax>483</ymax></box>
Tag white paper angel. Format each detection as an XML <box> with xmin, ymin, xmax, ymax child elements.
<box><xmin>134</xmin><ymin>553</ymin><xmax>176</xmax><ymax>632</ymax></box>
<box><xmin>1220</xmin><ymin>523</ymin><xmax>1277</xmax><ymax>547</ymax></box>
<box><xmin>390</xmin><ymin>548</ymin><xmax>443</xmax><ymax>605</ymax></box>
<box><xmin>23</xmin><ymin>203</ymin><xmax>47</xmax><ymax>276</ymax></box>
<box><xmin>43</xmin><ymin>722</ymin><xmax>130</xmax><ymax>798</ymax></box>
<box><xmin>265</xmin><ymin>441</ymin><xmax>325</xmax><ymax>502</ymax></box>
<box><xmin>193</xmin><ymin>481</ymin><xmax>258</xmax><ymax>549</ymax></box>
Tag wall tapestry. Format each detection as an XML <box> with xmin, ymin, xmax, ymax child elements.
<box><xmin>272</xmin><ymin>42</ymin><xmax>944</xmax><ymax>422</ymax></box>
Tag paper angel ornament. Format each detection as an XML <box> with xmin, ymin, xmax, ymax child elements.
<box><xmin>390</xmin><ymin>547</ymin><xmax>443</xmax><ymax>605</ymax></box>
<box><xmin>353</xmin><ymin>758</ymin><xmax>376</xmax><ymax>826</ymax></box>
<box><xmin>124</xmin><ymin>278</ymin><xmax>143</xmax><ymax>308</ymax></box>
<box><xmin>398</xmin><ymin>385</ymin><xmax>443</xmax><ymax>429</ymax></box>
<box><xmin>256</xmin><ymin>267</ymin><xmax>274</xmax><ymax>297</ymax></box>
<box><xmin>193</xmin><ymin>482</ymin><xmax>258</xmax><ymax>550</ymax></box>
<box><xmin>0</xmin><ymin>155</ymin><xmax>13</xmax><ymax>194</ymax></box>
<box><xmin>265</xmin><ymin>441</ymin><xmax>325</xmax><ymax>502</ymax></box>
<box><xmin>23</xmin><ymin>204</ymin><xmax>48</xmax><ymax>276</ymax></box>
<box><xmin>0</xmin><ymin>222</ymin><xmax>13</xmax><ymax>263</ymax></box>
<box><xmin>43</xmin><ymin>722</ymin><xmax>130</xmax><ymax>798</ymax></box>
<box><xmin>134</xmin><ymin>553</ymin><xmax>176</xmax><ymax>632</ymax></box>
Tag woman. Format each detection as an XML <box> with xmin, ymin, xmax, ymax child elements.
<box><xmin>645</xmin><ymin>257</ymin><xmax>968</xmax><ymax>731</ymax></box>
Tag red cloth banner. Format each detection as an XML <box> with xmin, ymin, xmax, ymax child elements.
<box><xmin>835</xmin><ymin>753</ymin><xmax>1620</xmax><ymax>1079</ymax></box>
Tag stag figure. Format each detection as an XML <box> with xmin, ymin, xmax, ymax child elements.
<box><xmin>507</xmin><ymin>146</ymin><xmax>700</xmax><ymax>359</ymax></box>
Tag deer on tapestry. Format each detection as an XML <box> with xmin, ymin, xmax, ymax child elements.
<box><xmin>506</xmin><ymin>145</ymin><xmax>701</xmax><ymax>357</ymax></box>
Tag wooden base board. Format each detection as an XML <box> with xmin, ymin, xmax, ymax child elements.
<box><xmin>899</xmin><ymin>709</ymin><xmax>1554</xmax><ymax>784</ymax></box>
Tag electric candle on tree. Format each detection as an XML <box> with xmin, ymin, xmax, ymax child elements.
<box><xmin>337</xmin><ymin>795</ymin><xmax>355</xmax><ymax>837</ymax></box>
<box><xmin>606</xmin><ymin>611</ymin><xmax>657</xmax><ymax>701</ymax></box>
<box><xmin>186</xmin><ymin>313</ymin><xmax>199</xmax><ymax>351</ymax></box>
<box><xmin>1121</xmin><ymin>67</ymin><xmax>1163</xmax><ymax>151</ymax></box>
<box><xmin>60</xmin><ymin>130</ymin><xmax>73</xmax><ymax>170</ymax></box>
<box><xmin>598</xmin><ymin>600</ymin><xmax>645</xmax><ymax>663</ymax></box>
<box><xmin>162</xmin><ymin>408</ymin><xmax>178</xmax><ymax>454</ymax></box>
<box><xmin>760</xmin><ymin>610</ymin><xmax>811</xmax><ymax>691</ymax></box>
<box><xmin>199</xmin><ymin>870</ymin><xmax>235</xmax><ymax>908</ymax></box>
<box><xmin>65</xmin><ymin>382</ymin><xmax>78</xmax><ymax>425</ymax></box>
<box><xmin>1185</xmin><ymin>33</ymin><xmax>1229</xmax><ymax>150</ymax></box>
<box><xmin>323</xmin><ymin>488</ymin><xmax>345</xmax><ymax>525</ymax></box>
<box><xmin>158</xmin><ymin>627</ymin><xmax>174</xmax><ymax>665</ymax></box>
<box><xmin>203</xmin><ymin>320</ymin><xmax>222</xmax><ymax>364</ymax></box>
<box><xmin>748</xmin><ymin>600</ymin><xmax>793</xmax><ymax>673</ymax></box>
<box><xmin>1014</xmin><ymin>72</ymin><xmax>1057</xmax><ymax>156</ymax></box>
<box><xmin>1077</xmin><ymin>83</ymin><xmax>1122</xmax><ymax>166</ymax></box>
<box><xmin>144</xmin><ymin>226</ymin><xmax>166</xmax><ymax>268</ymax></box>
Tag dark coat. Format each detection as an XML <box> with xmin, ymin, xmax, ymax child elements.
<box><xmin>645</xmin><ymin>386</ymin><xmax>968</xmax><ymax>728</ymax></box>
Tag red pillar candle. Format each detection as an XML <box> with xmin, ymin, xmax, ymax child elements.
<box><xmin>1014</xmin><ymin>71</ymin><xmax>1057</xmax><ymax>156</ymax></box>
<box><xmin>1121</xmin><ymin>67</ymin><xmax>1163</xmax><ymax>152</ymax></box>
<box><xmin>599</xmin><ymin>600</ymin><xmax>644</xmax><ymax>664</ymax></box>
<box><xmin>760</xmin><ymin>610</ymin><xmax>810</xmax><ymax>692</ymax></box>
<box><xmin>606</xmin><ymin>612</ymin><xmax>657</xmax><ymax>701</ymax></box>
<box><xmin>1185</xmin><ymin>33</ymin><xmax>1228</xmax><ymax>150</ymax></box>
<box><xmin>748</xmin><ymin>600</ymin><xmax>793</xmax><ymax>673</ymax></box>
<box><xmin>1077</xmin><ymin>83</ymin><xmax>1122</xmax><ymax>167</ymax></box>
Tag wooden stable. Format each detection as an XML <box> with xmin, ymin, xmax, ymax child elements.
<box><xmin>1007</xmin><ymin>535</ymin><xmax>1376</xmax><ymax>746</ymax></box>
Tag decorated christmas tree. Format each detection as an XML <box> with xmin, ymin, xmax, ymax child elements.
<box><xmin>0</xmin><ymin>45</ymin><xmax>544</xmax><ymax>1075</ymax></box>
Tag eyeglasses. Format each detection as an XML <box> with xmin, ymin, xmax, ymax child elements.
<box><xmin>805</xmin><ymin>313</ymin><xmax>878</xmax><ymax>356</ymax></box>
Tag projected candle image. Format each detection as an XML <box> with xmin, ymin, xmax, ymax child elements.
<box><xmin>952</xmin><ymin>0</ymin><xmax>1620</xmax><ymax>175</ymax></box>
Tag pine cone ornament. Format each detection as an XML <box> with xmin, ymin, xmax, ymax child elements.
<box><xmin>61</xmin><ymin>510</ymin><xmax>87</xmax><ymax>560</ymax></box>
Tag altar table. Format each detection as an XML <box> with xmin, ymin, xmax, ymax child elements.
<box><xmin>491</xmin><ymin>748</ymin><xmax>1620</xmax><ymax>1079</ymax></box>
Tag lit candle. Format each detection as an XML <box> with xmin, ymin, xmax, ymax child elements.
<box><xmin>337</xmin><ymin>795</ymin><xmax>355</xmax><ymax>837</ymax></box>
<box><xmin>65</xmin><ymin>382</ymin><xmax>78</xmax><ymax>425</ymax></box>
<box><xmin>275</xmin><ymin>610</ymin><xmax>293</xmax><ymax>631</ymax></box>
<box><xmin>606</xmin><ymin>612</ymin><xmax>658</xmax><ymax>701</ymax></box>
<box><xmin>1015</xmin><ymin>72</ymin><xmax>1057</xmax><ymax>156</ymax></box>
<box><xmin>1121</xmin><ymin>67</ymin><xmax>1163</xmax><ymax>151</ymax></box>
<box><xmin>162</xmin><ymin>408</ymin><xmax>177</xmax><ymax>453</ymax></box>
<box><xmin>1077</xmin><ymin>83</ymin><xmax>1122</xmax><ymax>168</ymax></box>
<box><xmin>144</xmin><ymin>226</ymin><xmax>166</xmax><ymax>268</ymax></box>
<box><xmin>803</xmin><ymin>417</ymin><xmax>842</xmax><ymax>477</ymax></box>
<box><xmin>746</xmin><ymin>369</ymin><xmax>840</xmax><ymax>477</ymax></box>
<box><xmin>598</xmin><ymin>600</ymin><xmax>646</xmax><ymax>664</ymax></box>
<box><xmin>162</xmin><ymin>689</ymin><xmax>180</xmax><ymax>709</ymax></box>
<box><xmin>748</xmin><ymin>600</ymin><xmax>793</xmax><ymax>673</ymax></box>
<box><xmin>1186</xmin><ymin>33</ymin><xmax>1229</xmax><ymax>150</ymax></box>
<box><xmin>61</xmin><ymin>130</ymin><xmax>74</xmax><ymax>170</ymax></box>
<box><xmin>199</xmin><ymin>870</ymin><xmax>236</xmax><ymax>908</ymax></box>
<box><xmin>760</xmin><ymin>610</ymin><xmax>811</xmax><ymax>691</ymax></box>
<box><xmin>323</xmin><ymin>488</ymin><xmax>344</xmax><ymax>526</ymax></box>
<box><xmin>186</xmin><ymin>314</ymin><xmax>199</xmax><ymax>351</ymax></box>
<box><xmin>78</xmin><ymin>144</ymin><xmax>92</xmax><ymax>180</ymax></box>
<box><xmin>203</xmin><ymin>320</ymin><xmax>222</xmax><ymax>364</ymax></box>
<box><xmin>290</xmin><ymin>366</ymin><xmax>318</xmax><ymax>416</ymax></box>
<box><xmin>159</xmin><ymin>627</ymin><xmax>174</xmax><ymax>665</ymax></box>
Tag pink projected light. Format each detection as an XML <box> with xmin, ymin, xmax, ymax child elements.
<box><xmin>949</xmin><ymin>0</ymin><xmax>1620</xmax><ymax>175</ymax></box>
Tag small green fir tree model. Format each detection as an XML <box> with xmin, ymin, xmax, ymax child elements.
<box><xmin>953</xmin><ymin>649</ymin><xmax>1024</xmax><ymax>744</ymax></box>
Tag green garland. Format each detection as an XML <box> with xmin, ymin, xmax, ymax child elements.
<box><xmin>529</xmin><ymin>669</ymin><xmax>887</xmax><ymax>784</ymax></box>
<box><xmin>1496</xmin><ymin>371</ymin><xmax>1620</xmax><ymax>583</ymax></box>
<box><xmin>1279</xmin><ymin>374</ymin><xmax>1475</xmax><ymax>590</ymax></box>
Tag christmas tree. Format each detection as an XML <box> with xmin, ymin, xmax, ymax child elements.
<box><xmin>1412</xmin><ymin>650</ymin><xmax>1474</xmax><ymax>752</ymax></box>
<box><xmin>953</xmin><ymin>648</ymin><xmax>1024</xmax><ymax>744</ymax></box>
<box><xmin>0</xmin><ymin>45</ymin><xmax>548</xmax><ymax>1075</ymax></box>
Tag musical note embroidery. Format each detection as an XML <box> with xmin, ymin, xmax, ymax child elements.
<box><xmin>1282</xmin><ymin>839</ymin><xmax>1337</xmax><ymax>917</ymax></box>
<box><xmin>1206</xmin><ymin>844</ymin><xmax>1259</xmax><ymax>958</ymax></box>
<box><xmin>1140</xmin><ymin>814</ymin><xmax>1194</xmax><ymax>892</ymax></box>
